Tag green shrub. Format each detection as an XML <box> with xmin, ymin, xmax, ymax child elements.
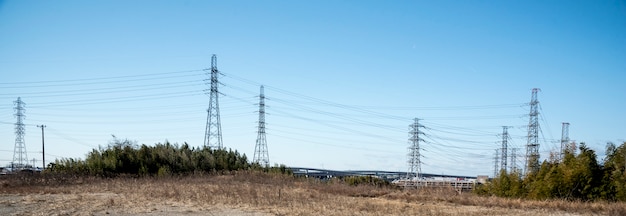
<box><xmin>476</xmin><ymin>141</ymin><xmax>626</xmax><ymax>202</ymax></box>
<box><xmin>50</xmin><ymin>137</ymin><xmax>289</xmax><ymax>177</ymax></box>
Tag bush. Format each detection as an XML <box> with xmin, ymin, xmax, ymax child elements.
<box><xmin>50</xmin><ymin>137</ymin><xmax>289</xmax><ymax>177</ymax></box>
<box><xmin>476</xmin><ymin>142</ymin><xmax>626</xmax><ymax>202</ymax></box>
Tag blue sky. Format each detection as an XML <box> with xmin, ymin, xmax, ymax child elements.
<box><xmin>0</xmin><ymin>0</ymin><xmax>624</xmax><ymax>177</ymax></box>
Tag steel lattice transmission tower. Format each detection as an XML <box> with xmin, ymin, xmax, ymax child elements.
<box><xmin>510</xmin><ymin>148</ymin><xmax>519</xmax><ymax>174</ymax></box>
<box><xmin>500</xmin><ymin>126</ymin><xmax>511</xmax><ymax>174</ymax></box>
<box><xmin>203</xmin><ymin>54</ymin><xmax>223</xmax><ymax>150</ymax></box>
<box><xmin>560</xmin><ymin>122</ymin><xmax>570</xmax><ymax>160</ymax></box>
<box><xmin>407</xmin><ymin>118</ymin><xmax>423</xmax><ymax>180</ymax></box>
<box><xmin>494</xmin><ymin>149</ymin><xmax>500</xmax><ymax>178</ymax></box>
<box><xmin>253</xmin><ymin>85</ymin><xmax>270</xmax><ymax>166</ymax></box>
<box><xmin>525</xmin><ymin>88</ymin><xmax>541</xmax><ymax>175</ymax></box>
<box><xmin>12</xmin><ymin>97</ymin><xmax>28</xmax><ymax>169</ymax></box>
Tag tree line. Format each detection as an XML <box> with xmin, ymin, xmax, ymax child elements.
<box><xmin>475</xmin><ymin>141</ymin><xmax>626</xmax><ymax>201</ymax></box>
<box><xmin>48</xmin><ymin>137</ymin><xmax>290</xmax><ymax>176</ymax></box>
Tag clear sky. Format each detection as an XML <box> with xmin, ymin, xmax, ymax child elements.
<box><xmin>0</xmin><ymin>0</ymin><xmax>624</xmax><ymax>177</ymax></box>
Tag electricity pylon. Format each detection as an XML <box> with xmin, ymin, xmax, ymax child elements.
<box><xmin>525</xmin><ymin>88</ymin><xmax>540</xmax><ymax>175</ymax></box>
<box><xmin>12</xmin><ymin>97</ymin><xmax>28</xmax><ymax>170</ymax></box>
<box><xmin>203</xmin><ymin>54</ymin><xmax>223</xmax><ymax>149</ymax></box>
<box><xmin>253</xmin><ymin>85</ymin><xmax>269</xmax><ymax>166</ymax></box>
<box><xmin>407</xmin><ymin>118</ymin><xmax>423</xmax><ymax>181</ymax></box>
<box><xmin>501</xmin><ymin>126</ymin><xmax>511</xmax><ymax>173</ymax></box>
<box><xmin>560</xmin><ymin>122</ymin><xmax>570</xmax><ymax>161</ymax></box>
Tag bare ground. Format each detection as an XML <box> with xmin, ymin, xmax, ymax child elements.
<box><xmin>0</xmin><ymin>173</ymin><xmax>623</xmax><ymax>215</ymax></box>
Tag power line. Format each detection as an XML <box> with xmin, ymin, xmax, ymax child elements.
<box><xmin>0</xmin><ymin>150</ymin><xmax>42</xmax><ymax>153</ymax></box>
<box><xmin>28</xmin><ymin>90</ymin><xmax>203</xmax><ymax>108</ymax></box>
<box><xmin>345</xmin><ymin>103</ymin><xmax>527</xmax><ymax>111</ymax></box>
<box><xmin>0</xmin><ymin>80</ymin><xmax>203</xmax><ymax>99</ymax></box>
<box><xmin>269</xmin><ymin>108</ymin><xmax>404</xmax><ymax>144</ymax></box>
<box><xmin>424</xmin><ymin>134</ymin><xmax>490</xmax><ymax>150</ymax></box>
<box><xmin>270</xmin><ymin>98</ymin><xmax>405</xmax><ymax>133</ymax></box>
<box><xmin>220</xmin><ymin>72</ymin><xmax>530</xmax><ymax>175</ymax></box>
<box><xmin>269</xmin><ymin>133</ymin><xmax>400</xmax><ymax>154</ymax></box>
<box><xmin>222</xmin><ymin>72</ymin><xmax>410</xmax><ymax>121</ymax></box>
<box><xmin>420</xmin><ymin>121</ymin><xmax>502</xmax><ymax>136</ymax></box>
<box><xmin>0</xmin><ymin>69</ymin><xmax>203</xmax><ymax>86</ymax></box>
<box><xmin>45</xmin><ymin>127</ymin><xmax>99</xmax><ymax>149</ymax></box>
<box><xmin>422</xmin><ymin>114</ymin><xmax>525</xmax><ymax>121</ymax></box>
<box><xmin>268</xmin><ymin>126</ymin><xmax>401</xmax><ymax>148</ymax></box>
<box><xmin>223</xmin><ymin>72</ymin><xmax>526</xmax><ymax>113</ymax></box>
<box><xmin>0</xmin><ymin>66</ymin><xmax>544</xmax><ymax>176</ymax></box>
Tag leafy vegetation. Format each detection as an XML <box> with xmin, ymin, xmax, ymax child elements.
<box><xmin>48</xmin><ymin>137</ymin><xmax>290</xmax><ymax>177</ymax></box>
<box><xmin>476</xmin><ymin>141</ymin><xmax>626</xmax><ymax>201</ymax></box>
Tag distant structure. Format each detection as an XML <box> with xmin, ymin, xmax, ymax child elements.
<box><xmin>203</xmin><ymin>54</ymin><xmax>223</xmax><ymax>149</ymax></box>
<box><xmin>12</xmin><ymin>97</ymin><xmax>28</xmax><ymax>169</ymax></box>
<box><xmin>253</xmin><ymin>85</ymin><xmax>270</xmax><ymax>166</ymax></box>
<box><xmin>510</xmin><ymin>148</ymin><xmax>519</xmax><ymax>174</ymax></box>
<box><xmin>500</xmin><ymin>126</ymin><xmax>511</xmax><ymax>174</ymax></box>
<box><xmin>493</xmin><ymin>149</ymin><xmax>500</xmax><ymax>177</ymax></box>
<box><xmin>525</xmin><ymin>88</ymin><xmax>541</xmax><ymax>175</ymax></box>
<box><xmin>37</xmin><ymin>124</ymin><xmax>46</xmax><ymax>169</ymax></box>
<box><xmin>560</xmin><ymin>122</ymin><xmax>570</xmax><ymax>160</ymax></box>
<box><xmin>406</xmin><ymin>118</ymin><xmax>423</xmax><ymax>180</ymax></box>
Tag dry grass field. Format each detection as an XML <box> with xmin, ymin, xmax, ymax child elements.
<box><xmin>1</xmin><ymin>172</ymin><xmax>625</xmax><ymax>215</ymax></box>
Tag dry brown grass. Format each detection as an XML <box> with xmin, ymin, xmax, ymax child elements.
<box><xmin>1</xmin><ymin>172</ymin><xmax>625</xmax><ymax>215</ymax></box>
<box><xmin>384</xmin><ymin>187</ymin><xmax>626</xmax><ymax>215</ymax></box>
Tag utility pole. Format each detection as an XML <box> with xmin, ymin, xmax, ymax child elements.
<box><xmin>203</xmin><ymin>54</ymin><xmax>223</xmax><ymax>150</ymax></box>
<box><xmin>37</xmin><ymin>125</ymin><xmax>46</xmax><ymax>169</ymax></box>
<box><xmin>407</xmin><ymin>118</ymin><xmax>424</xmax><ymax>182</ymax></box>
<box><xmin>560</xmin><ymin>122</ymin><xmax>570</xmax><ymax>160</ymax></box>
<box><xmin>501</xmin><ymin>126</ymin><xmax>510</xmax><ymax>174</ymax></box>
<box><xmin>13</xmin><ymin>97</ymin><xmax>28</xmax><ymax>170</ymax></box>
<box><xmin>253</xmin><ymin>85</ymin><xmax>270</xmax><ymax>166</ymax></box>
<box><xmin>525</xmin><ymin>88</ymin><xmax>541</xmax><ymax>175</ymax></box>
